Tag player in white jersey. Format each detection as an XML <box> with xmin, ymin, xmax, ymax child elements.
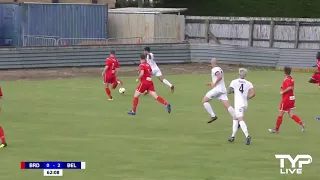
<box><xmin>227</xmin><ymin>68</ymin><xmax>255</xmax><ymax>145</ymax></box>
<box><xmin>144</xmin><ymin>47</ymin><xmax>175</xmax><ymax>93</ymax></box>
<box><xmin>202</xmin><ymin>58</ymin><xmax>236</xmax><ymax>123</ymax></box>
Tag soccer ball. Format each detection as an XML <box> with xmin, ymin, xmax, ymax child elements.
<box><xmin>119</xmin><ymin>88</ymin><xmax>125</xmax><ymax>94</ymax></box>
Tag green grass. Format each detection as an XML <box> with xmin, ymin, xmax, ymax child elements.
<box><xmin>0</xmin><ymin>71</ymin><xmax>320</xmax><ymax>180</ymax></box>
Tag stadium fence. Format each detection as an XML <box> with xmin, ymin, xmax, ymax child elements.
<box><xmin>0</xmin><ymin>43</ymin><xmax>316</xmax><ymax>70</ymax></box>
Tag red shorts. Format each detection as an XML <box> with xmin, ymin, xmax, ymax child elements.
<box><xmin>311</xmin><ymin>72</ymin><xmax>320</xmax><ymax>83</ymax></box>
<box><xmin>279</xmin><ymin>100</ymin><xmax>295</xmax><ymax>112</ymax></box>
<box><xmin>104</xmin><ymin>74</ymin><xmax>117</xmax><ymax>84</ymax></box>
<box><xmin>136</xmin><ymin>82</ymin><xmax>155</xmax><ymax>93</ymax></box>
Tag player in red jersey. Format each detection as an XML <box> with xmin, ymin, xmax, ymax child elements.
<box><xmin>0</xmin><ymin>87</ymin><xmax>7</xmax><ymax>148</ymax></box>
<box><xmin>309</xmin><ymin>52</ymin><xmax>320</xmax><ymax>88</ymax></box>
<box><xmin>269</xmin><ymin>66</ymin><xmax>306</xmax><ymax>133</ymax></box>
<box><xmin>128</xmin><ymin>54</ymin><xmax>171</xmax><ymax>115</ymax></box>
<box><xmin>101</xmin><ymin>50</ymin><xmax>123</xmax><ymax>100</ymax></box>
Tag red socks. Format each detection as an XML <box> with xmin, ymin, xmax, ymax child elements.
<box><xmin>0</xmin><ymin>87</ymin><xmax>3</xmax><ymax>97</ymax></box>
<box><xmin>132</xmin><ymin>97</ymin><xmax>139</xmax><ymax>112</ymax></box>
<box><xmin>275</xmin><ymin>116</ymin><xmax>283</xmax><ymax>131</ymax></box>
<box><xmin>0</xmin><ymin>126</ymin><xmax>6</xmax><ymax>144</ymax></box>
<box><xmin>291</xmin><ymin>115</ymin><xmax>303</xmax><ymax>125</ymax></box>
<box><xmin>105</xmin><ymin>88</ymin><xmax>112</xmax><ymax>99</ymax></box>
<box><xmin>156</xmin><ymin>96</ymin><xmax>167</xmax><ymax>105</ymax></box>
<box><xmin>276</xmin><ymin>115</ymin><xmax>303</xmax><ymax>131</ymax></box>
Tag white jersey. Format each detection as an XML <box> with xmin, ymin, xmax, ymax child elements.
<box><xmin>229</xmin><ymin>78</ymin><xmax>253</xmax><ymax>108</ymax></box>
<box><xmin>146</xmin><ymin>53</ymin><xmax>159</xmax><ymax>70</ymax></box>
<box><xmin>211</xmin><ymin>67</ymin><xmax>227</xmax><ymax>93</ymax></box>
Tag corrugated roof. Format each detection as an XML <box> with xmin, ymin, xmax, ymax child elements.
<box><xmin>109</xmin><ymin>8</ymin><xmax>187</xmax><ymax>14</ymax></box>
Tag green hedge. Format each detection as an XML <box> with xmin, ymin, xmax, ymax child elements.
<box><xmin>160</xmin><ymin>0</ymin><xmax>320</xmax><ymax>17</ymax></box>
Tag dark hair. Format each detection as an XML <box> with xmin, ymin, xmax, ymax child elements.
<box><xmin>144</xmin><ymin>47</ymin><xmax>150</xmax><ymax>52</ymax></box>
<box><xmin>317</xmin><ymin>52</ymin><xmax>320</xmax><ymax>59</ymax></box>
<box><xmin>110</xmin><ymin>50</ymin><xmax>115</xmax><ymax>55</ymax></box>
<box><xmin>140</xmin><ymin>54</ymin><xmax>146</xmax><ymax>60</ymax></box>
<box><xmin>284</xmin><ymin>66</ymin><xmax>292</xmax><ymax>75</ymax></box>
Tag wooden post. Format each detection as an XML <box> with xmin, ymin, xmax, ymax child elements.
<box><xmin>204</xmin><ymin>19</ymin><xmax>210</xmax><ymax>43</ymax></box>
<box><xmin>137</xmin><ymin>0</ymin><xmax>143</xmax><ymax>7</ymax></box>
<box><xmin>208</xmin><ymin>31</ymin><xmax>221</xmax><ymax>44</ymax></box>
<box><xmin>269</xmin><ymin>20</ymin><xmax>275</xmax><ymax>48</ymax></box>
<box><xmin>248</xmin><ymin>20</ymin><xmax>254</xmax><ymax>46</ymax></box>
<box><xmin>294</xmin><ymin>21</ymin><xmax>300</xmax><ymax>49</ymax></box>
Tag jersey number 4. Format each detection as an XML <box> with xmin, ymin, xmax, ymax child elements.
<box><xmin>239</xmin><ymin>84</ymin><xmax>244</xmax><ymax>93</ymax></box>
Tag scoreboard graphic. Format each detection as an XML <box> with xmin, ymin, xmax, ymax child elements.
<box><xmin>20</xmin><ymin>161</ymin><xmax>86</xmax><ymax>176</ymax></box>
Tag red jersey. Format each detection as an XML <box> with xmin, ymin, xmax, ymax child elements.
<box><xmin>105</xmin><ymin>56</ymin><xmax>119</xmax><ymax>75</ymax></box>
<box><xmin>281</xmin><ymin>76</ymin><xmax>294</xmax><ymax>101</ymax></box>
<box><xmin>139</xmin><ymin>62</ymin><xmax>152</xmax><ymax>83</ymax></box>
<box><xmin>317</xmin><ymin>59</ymin><xmax>320</xmax><ymax>72</ymax></box>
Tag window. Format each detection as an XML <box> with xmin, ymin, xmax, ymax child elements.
<box><xmin>92</xmin><ymin>0</ymin><xmax>98</xmax><ymax>3</ymax></box>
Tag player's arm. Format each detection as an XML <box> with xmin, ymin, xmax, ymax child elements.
<box><xmin>227</xmin><ymin>80</ymin><xmax>235</xmax><ymax>94</ymax></box>
<box><xmin>227</xmin><ymin>87</ymin><xmax>234</xmax><ymax>94</ymax></box>
<box><xmin>115</xmin><ymin>62</ymin><xmax>120</xmax><ymax>75</ymax></box>
<box><xmin>280</xmin><ymin>81</ymin><xmax>293</xmax><ymax>94</ymax></box>
<box><xmin>280</xmin><ymin>86</ymin><xmax>292</xmax><ymax>94</ymax></box>
<box><xmin>208</xmin><ymin>71</ymin><xmax>222</xmax><ymax>87</ymax></box>
<box><xmin>247</xmin><ymin>88</ymin><xmax>255</xmax><ymax>100</ymax></box>
<box><xmin>138</xmin><ymin>70</ymin><xmax>144</xmax><ymax>81</ymax></box>
<box><xmin>102</xmin><ymin>65</ymin><xmax>108</xmax><ymax>76</ymax></box>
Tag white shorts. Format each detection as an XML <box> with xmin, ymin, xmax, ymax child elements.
<box><xmin>152</xmin><ymin>69</ymin><xmax>162</xmax><ymax>77</ymax></box>
<box><xmin>205</xmin><ymin>89</ymin><xmax>228</xmax><ymax>101</ymax></box>
<box><xmin>235</xmin><ymin>106</ymin><xmax>247</xmax><ymax>118</ymax></box>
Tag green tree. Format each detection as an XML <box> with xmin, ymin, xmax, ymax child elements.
<box><xmin>158</xmin><ymin>0</ymin><xmax>320</xmax><ymax>17</ymax></box>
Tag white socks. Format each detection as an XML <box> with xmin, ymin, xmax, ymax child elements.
<box><xmin>203</xmin><ymin>102</ymin><xmax>216</xmax><ymax>117</ymax></box>
<box><xmin>231</xmin><ymin>120</ymin><xmax>239</xmax><ymax>137</ymax></box>
<box><xmin>227</xmin><ymin>106</ymin><xmax>236</xmax><ymax>117</ymax></box>
<box><xmin>239</xmin><ymin>121</ymin><xmax>249</xmax><ymax>137</ymax></box>
<box><xmin>163</xmin><ymin>79</ymin><xmax>172</xmax><ymax>87</ymax></box>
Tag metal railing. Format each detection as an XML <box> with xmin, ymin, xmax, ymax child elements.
<box><xmin>143</xmin><ymin>37</ymin><xmax>176</xmax><ymax>43</ymax></box>
<box><xmin>23</xmin><ymin>35</ymin><xmax>58</xmax><ymax>46</ymax></box>
<box><xmin>22</xmin><ymin>35</ymin><xmax>179</xmax><ymax>46</ymax></box>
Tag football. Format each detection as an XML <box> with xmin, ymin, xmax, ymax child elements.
<box><xmin>119</xmin><ymin>87</ymin><xmax>126</xmax><ymax>94</ymax></box>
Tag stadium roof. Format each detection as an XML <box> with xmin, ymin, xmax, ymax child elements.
<box><xmin>108</xmin><ymin>8</ymin><xmax>187</xmax><ymax>14</ymax></box>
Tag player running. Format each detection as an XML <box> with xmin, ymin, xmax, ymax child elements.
<box><xmin>269</xmin><ymin>66</ymin><xmax>306</xmax><ymax>133</ymax></box>
<box><xmin>128</xmin><ymin>54</ymin><xmax>171</xmax><ymax>115</ymax></box>
<box><xmin>202</xmin><ymin>58</ymin><xmax>236</xmax><ymax>123</ymax></box>
<box><xmin>0</xmin><ymin>87</ymin><xmax>7</xmax><ymax>148</ymax></box>
<box><xmin>101</xmin><ymin>50</ymin><xmax>123</xmax><ymax>100</ymax></box>
<box><xmin>308</xmin><ymin>52</ymin><xmax>320</xmax><ymax>88</ymax></box>
<box><xmin>144</xmin><ymin>47</ymin><xmax>175</xmax><ymax>93</ymax></box>
<box><xmin>227</xmin><ymin>68</ymin><xmax>255</xmax><ymax>145</ymax></box>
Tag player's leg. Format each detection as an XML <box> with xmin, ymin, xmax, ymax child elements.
<box><xmin>116</xmin><ymin>78</ymin><xmax>123</xmax><ymax>85</ymax></box>
<box><xmin>148</xmin><ymin>84</ymin><xmax>171</xmax><ymax>113</ymax></box>
<box><xmin>288</xmin><ymin>109</ymin><xmax>306</xmax><ymax>132</ymax></box>
<box><xmin>154</xmin><ymin>69</ymin><xmax>174</xmax><ymax>93</ymax></box>
<box><xmin>0</xmin><ymin>87</ymin><xmax>3</xmax><ymax>98</ymax></box>
<box><xmin>269</xmin><ymin>102</ymin><xmax>286</xmax><ymax>133</ymax></box>
<box><xmin>236</xmin><ymin>107</ymin><xmax>251</xmax><ymax>145</ymax></box>
<box><xmin>104</xmin><ymin>75</ymin><xmax>113</xmax><ymax>100</ymax></box>
<box><xmin>202</xmin><ymin>90</ymin><xmax>218</xmax><ymax>123</ymax></box>
<box><xmin>0</xmin><ymin>126</ymin><xmax>7</xmax><ymax>148</ymax></box>
<box><xmin>219</xmin><ymin>94</ymin><xmax>236</xmax><ymax>117</ymax></box>
<box><xmin>128</xmin><ymin>83</ymin><xmax>144</xmax><ymax>115</ymax></box>
<box><xmin>228</xmin><ymin>106</ymin><xmax>240</xmax><ymax>142</ymax></box>
<box><xmin>309</xmin><ymin>73</ymin><xmax>320</xmax><ymax>88</ymax></box>
<box><xmin>111</xmin><ymin>76</ymin><xmax>118</xmax><ymax>89</ymax></box>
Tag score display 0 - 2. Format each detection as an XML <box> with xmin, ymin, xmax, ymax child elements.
<box><xmin>20</xmin><ymin>161</ymin><xmax>86</xmax><ymax>176</ymax></box>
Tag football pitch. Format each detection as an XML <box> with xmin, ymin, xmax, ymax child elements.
<box><xmin>0</xmin><ymin>69</ymin><xmax>320</xmax><ymax>180</ymax></box>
